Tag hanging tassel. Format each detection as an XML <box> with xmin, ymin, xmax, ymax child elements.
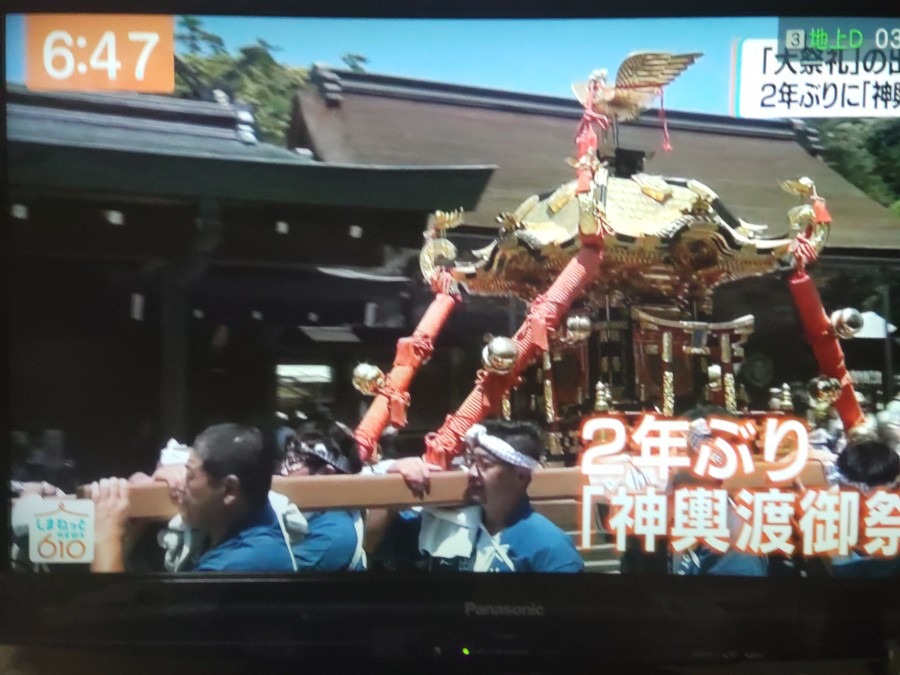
<box><xmin>574</xmin><ymin>79</ymin><xmax>609</xmax><ymax>193</ymax></box>
<box><xmin>812</xmin><ymin>197</ymin><xmax>831</xmax><ymax>225</ymax></box>
<box><xmin>574</xmin><ymin>123</ymin><xmax>597</xmax><ymax>194</ymax></box>
<box><xmin>659</xmin><ymin>89</ymin><xmax>672</xmax><ymax>152</ymax></box>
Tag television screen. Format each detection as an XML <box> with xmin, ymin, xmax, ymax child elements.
<box><xmin>4</xmin><ymin>4</ymin><xmax>900</xmax><ymax>666</ymax></box>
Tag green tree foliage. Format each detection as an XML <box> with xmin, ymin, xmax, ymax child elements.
<box><xmin>175</xmin><ymin>15</ymin><xmax>226</xmax><ymax>56</ymax></box>
<box><xmin>866</xmin><ymin>118</ymin><xmax>900</xmax><ymax>200</ymax></box>
<box><xmin>810</xmin><ymin>118</ymin><xmax>900</xmax><ymax>329</ymax></box>
<box><xmin>174</xmin><ymin>17</ymin><xmax>308</xmax><ymax>145</ymax></box>
<box><xmin>812</xmin><ymin>118</ymin><xmax>900</xmax><ymax>210</ymax></box>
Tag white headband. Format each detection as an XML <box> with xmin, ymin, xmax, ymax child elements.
<box><xmin>465</xmin><ymin>424</ymin><xmax>540</xmax><ymax>472</ymax></box>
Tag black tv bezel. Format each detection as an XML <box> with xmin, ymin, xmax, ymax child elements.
<box><xmin>1</xmin><ymin>572</ymin><xmax>899</xmax><ymax>665</ymax></box>
<box><xmin>3</xmin><ymin>0</ymin><xmax>899</xmax><ymax>666</ymax></box>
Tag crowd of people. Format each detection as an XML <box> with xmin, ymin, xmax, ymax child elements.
<box><xmin>11</xmin><ymin>418</ymin><xmax>582</xmax><ymax>574</ymax></box>
<box><xmin>8</xmin><ymin>394</ymin><xmax>900</xmax><ymax>577</ymax></box>
<box><xmin>609</xmin><ymin>398</ymin><xmax>900</xmax><ymax>578</ymax></box>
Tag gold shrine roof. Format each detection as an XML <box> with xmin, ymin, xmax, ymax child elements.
<box><xmin>445</xmin><ymin>172</ymin><xmax>798</xmax><ymax>307</ymax></box>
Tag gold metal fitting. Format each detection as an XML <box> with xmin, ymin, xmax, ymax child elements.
<box><xmin>787</xmin><ymin>204</ymin><xmax>816</xmax><ymax>230</ymax></box>
<box><xmin>780</xmin><ymin>383</ymin><xmax>794</xmax><ymax>412</ymax></box>
<box><xmin>662</xmin><ymin>332</ymin><xmax>673</xmax><ymax>364</ymax></box>
<box><xmin>566</xmin><ymin>314</ymin><xmax>593</xmax><ymax>342</ymax></box>
<box><xmin>429</xmin><ymin>208</ymin><xmax>464</xmax><ymax>233</ymax></box>
<box><xmin>781</xmin><ymin>176</ymin><xmax>815</xmax><ymax>198</ymax></box>
<box><xmin>830</xmin><ymin>308</ymin><xmax>864</xmax><ymax>339</ymax></box>
<box><xmin>808</xmin><ymin>376</ymin><xmax>842</xmax><ymax>406</ymax></box>
<box><xmin>352</xmin><ymin>363</ymin><xmax>385</xmax><ymax>396</ymax></box>
<box><xmin>482</xmin><ymin>336</ymin><xmax>518</xmax><ymax>375</ymax></box>
<box><xmin>594</xmin><ymin>380</ymin><xmax>612</xmax><ymax>412</ymax></box>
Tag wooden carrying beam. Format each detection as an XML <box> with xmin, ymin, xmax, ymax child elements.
<box><xmin>73</xmin><ymin>461</ymin><xmax>828</xmax><ymax>520</ymax></box>
<box><xmin>75</xmin><ymin>469</ymin><xmax>581</xmax><ymax>520</ymax></box>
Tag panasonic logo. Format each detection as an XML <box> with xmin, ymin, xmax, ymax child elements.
<box><xmin>464</xmin><ymin>602</ymin><xmax>546</xmax><ymax>617</ymax></box>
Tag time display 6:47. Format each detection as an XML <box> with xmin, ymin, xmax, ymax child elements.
<box><xmin>26</xmin><ymin>15</ymin><xmax>174</xmax><ymax>92</ymax></box>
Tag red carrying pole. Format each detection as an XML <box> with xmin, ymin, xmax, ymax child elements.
<box><xmin>425</xmin><ymin>79</ymin><xmax>609</xmax><ymax>469</ymax></box>
<box><xmin>424</xmin><ymin>245</ymin><xmax>604</xmax><ymax>468</ymax></box>
<box><xmin>788</xmin><ymin>269</ymin><xmax>865</xmax><ymax>433</ymax></box>
<box><xmin>421</xmin><ymin>76</ymin><xmax>610</xmax><ymax>468</ymax></box>
<box><xmin>354</xmin><ymin>289</ymin><xmax>460</xmax><ymax>463</ymax></box>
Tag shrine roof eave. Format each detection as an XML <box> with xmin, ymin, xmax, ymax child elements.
<box><xmin>8</xmin><ymin>138</ymin><xmax>495</xmax><ymax>212</ymax></box>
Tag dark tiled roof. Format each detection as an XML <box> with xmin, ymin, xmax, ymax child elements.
<box><xmin>291</xmin><ymin>66</ymin><xmax>899</xmax><ymax>251</ymax></box>
<box><xmin>8</xmin><ymin>102</ymin><xmax>308</xmax><ymax>162</ymax></box>
<box><xmin>7</xmin><ymin>83</ymin><xmax>248</xmax><ymax>122</ymax></box>
<box><xmin>7</xmin><ymin>83</ymin><xmax>494</xmax><ymax>211</ymax></box>
<box><xmin>7</xmin><ymin>82</ymin><xmax>315</xmax><ymax>164</ymax></box>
